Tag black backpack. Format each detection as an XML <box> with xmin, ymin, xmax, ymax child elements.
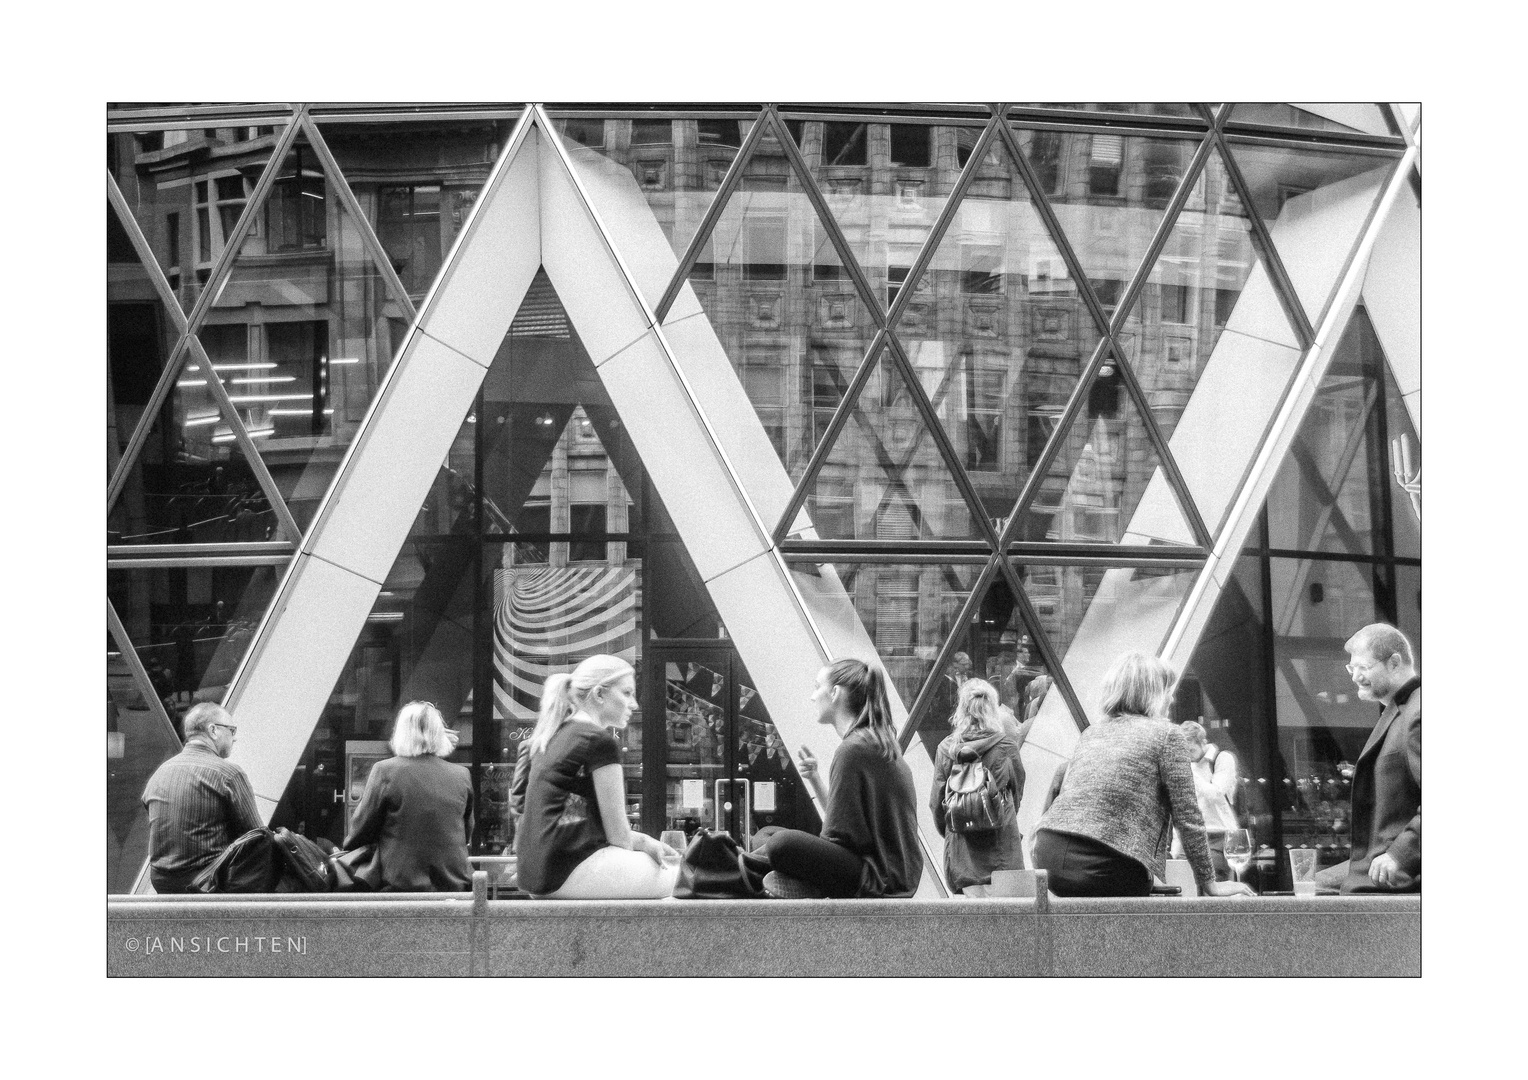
<box><xmin>189</xmin><ymin>827</ymin><xmax>346</xmax><ymax>893</ymax></box>
<box><xmin>943</xmin><ymin>748</ymin><xmax>1014</xmax><ymax>834</ymax></box>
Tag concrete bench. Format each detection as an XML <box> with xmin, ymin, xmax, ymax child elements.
<box><xmin>107</xmin><ymin>874</ymin><xmax>1420</xmax><ymax>976</ymax></box>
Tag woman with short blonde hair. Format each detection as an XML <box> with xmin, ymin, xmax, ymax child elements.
<box><xmin>1032</xmin><ymin>653</ymin><xmax>1252</xmax><ymax>898</ymax></box>
<box><xmin>343</xmin><ymin>701</ymin><xmax>473</xmax><ymax>891</ymax></box>
<box><xmin>517</xmin><ymin>654</ymin><xmax>680</xmax><ymax>899</ymax></box>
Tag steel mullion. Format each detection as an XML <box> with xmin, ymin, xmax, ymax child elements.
<box><xmin>768</xmin><ymin>109</ymin><xmax>888</xmax><ymax>331</ymax></box>
<box><xmin>1104</xmin><ymin>133</ymin><xmax>1218</xmax><ymax>338</ymax></box>
<box><xmin>781</xmin><ymin>551</ymin><xmax>991</xmax><ymax>566</ymax></box>
<box><xmin>1101</xmin><ymin>332</ymin><xmax>1215</xmax><ymax>548</ymax></box>
<box><xmin>107</xmin><ymin>334</ymin><xmax>193</xmax><ymax>512</ymax></box>
<box><xmin>1266</xmin><ymin>548</ymin><xmax>1420</xmax><ymax>567</ymax></box>
<box><xmin>301</xmin><ymin>114</ymin><xmax>418</xmax><ymax>322</ymax></box>
<box><xmin>1003</xmin><ymin>106</ymin><xmax>1209</xmax><ymax>135</ymax></box>
<box><xmin>882</xmin><ymin>332</ymin><xmax>1004</xmax><ymax>550</ymax></box>
<box><xmin>771</xmin><ymin>331</ymin><xmax>889</xmax><ymax>544</ymax></box>
<box><xmin>1287</xmin><ymin>380</ymin><xmax>1379</xmax><ymax>555</ymax></box>
<box><xmin>775</xmin><ymin>104</ymin><xmax>991</xmax><ymax>123</ymax></box>
<box><xmin>1219</xmin><ymin>123</ymin><xmax>1404</xmax><ymax>153</ymax></box>
<box><xmin>655</xmin><ymin>107</ymin><xmax>772</xmax><ymax>322</ymax></box>
<box><xmin>993</xmin><ymin>335</ymin><xmax>1113</xmax><ymax>549</ymax></box>
<box><xmin>109</xmin><ymin>554</ymin><xmax>295</xmax><ymax>569</ymax></box>
<box><xmin>897</xmin><ymin>556</ymin><xmax>1002</xmax><ymax>751</ymax></box>
<box><xmin>993</xmin><ymin>121</ymin><xmax>1114</xmax><ymax>339</ymax></box>
<box><xmin>1211</xmin><ymin>126</ymin><xmax>1318</xmax><ymax>348</ymax></box>
<box><xmin>1007</xmin><ymin>543</ymin><xmax>1206</xmax><ymax>564</ymax></box>
<box><xmin>882</xmin><ymin>114</ymin><xmax>1005</xmax><ymax>333</ymax></box>
<box><xmin>107</xmin><ymin>599</ymin><xmax>182</xmax><ymax>751</ymax></box>
<box><xmin>108</xmin><ymin>541</ymin><xmax>295</xmax><ymax>559</ymax></box>
<box><xmin>1192</xmin><ymin>104</ymin><xmax>1218</xmax><ymax>126</ymax></box>
<box><xmin>108</xmin><ymin>173</ymin><xmax>190</xmax><ymax>333</ymax></box>
<box><xmin>180</xmin><ymin>334</ymin><xmax>304</xmax><ymax>544</ymax></box>
<box><xmin>181</xmin><ymin>110</ymin><xmax>308</xmax><ymax>340</ymax></box>
<box><xmin>781</xmin><ymin>538</ymin><xmax>991</xmax><ymax>557</ymax></box>
<box><xmin>995</xmin><ymin>557</ymin><xmax>1091</xmax><ymax>733</ymax></box>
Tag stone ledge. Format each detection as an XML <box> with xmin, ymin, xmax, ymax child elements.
<box><xmin>108</xmin><ymin>893</ymin><xmax>1419</xmax><ymax>977</ymax></box>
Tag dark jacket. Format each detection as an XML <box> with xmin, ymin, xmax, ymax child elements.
<box><xmin>343</xmin><ymin>753</ymin><xmax>474</xmax><ymax>892</ymax></box>
<box><xmin>930</xmin><ymin>726</ymin><xmax>1026</xmax><ymax>893</ymax></box>
<box><xmin>1338</xmin><ymin>679</ymin><xmax>1421</xmax><ymax>893</ymax></box>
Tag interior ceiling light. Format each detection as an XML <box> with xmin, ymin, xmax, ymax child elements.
<box><xmin>228</xmin><ymin>393</ymin><xmax>312</xmax><ymax>403</ymax></box>
<box><xmin>230</xmin><ymin>376</ymin><xmax>296</xmax><ymax>384</ymax></box>
<box><xmin>211</xmin><ymin>362</ymin><xmax>278</xmax><ymax>371</ymax></box>
<box><xmin>328</xmin><ymin>357</ymin><xmax>360</xmax><ymax>365</ymax></box>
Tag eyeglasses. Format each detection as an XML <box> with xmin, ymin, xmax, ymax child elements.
<box><xmin>1344</xmin><ymin>658</ymin><xmax>1387</xmax><ymax>677</ymax></box>
<box><xmin>209</xmin><ymin>722</ymin><xmax>239</xmax><ymax>736</ymax></box>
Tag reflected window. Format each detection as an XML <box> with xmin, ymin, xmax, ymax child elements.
<box><xmin>1087</xmin><ymin>134</ymin><xmax>1123</xmax><ymax>196</ymax></box>
<box><xmin>266</xmin><ymin>154</ymin><xmax>326</xmax><ymax>253</ymax></box>
<box><xmin>1029</xmin><ymin>130</ymin><xmax>1063</xmax><ymax>193</ymax></box>
<box><xmin>822</xmin><ymin>122</ymin><xmax>868</xmax><ymax>166</ymax></box>
<box><xmin>890</xmin><ymin>124</ymin><xmax>931</xmax><ymax>168</ymax></box>
<box><xmin>630</xmin><ymin>120</ymin><xmax>671</xmax><ymax>145</ymax></box>
<box><xmin>377</xmin><ymin>184</ymin><xmax>443</xmax><ymax>295</ymax></box>
<box><xmin>194</xmin><ymin>173</ymin><xmax>250</xmax><ymax>265</ymax></box>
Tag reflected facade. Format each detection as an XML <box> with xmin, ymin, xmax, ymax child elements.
<box><xmin>106</xmin><ymin>103</ymin><xmax>1416</xmax><ymax>896</ymax></box>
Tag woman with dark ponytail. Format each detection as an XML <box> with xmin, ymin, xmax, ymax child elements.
<box><xmin>747</xmin><ymin>658</ymin><xmax>923</xmax><ymax>898</ymax></box>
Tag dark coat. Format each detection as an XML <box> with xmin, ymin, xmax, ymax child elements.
<box><xmin>343</xmin><ymin>753</ymin><xmax>474</xmax><ymax>892</ymax></box>
<box><xmin>1335</xmin><ymin>679</ymin><xmax>1421</xmax><ymax>893</ymax></box>
<box><xmin>930</xmin><ymin>727</ymin><xmax>1026</xmax><ymax>893</ymax></box>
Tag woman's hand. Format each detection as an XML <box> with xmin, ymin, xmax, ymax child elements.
<box><xmin>632</xmin><ymin>832</ymin><xmax>675</xmax><ymax>867</ymax></box>
<box><xmin>796</xmin><ymin>746</ymin><xmax>818</xmax><ymax>780</ymax></box>
<box><xmin>1204</xmin><ymin>879</ymin><xmax>1254</xmax><ymax>898</ymax></box>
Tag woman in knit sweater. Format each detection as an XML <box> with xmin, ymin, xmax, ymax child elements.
<box><xmin>1033</xmin><ymin>653</ymin><xmax>1253</xmax><ymax>898</ymax></box>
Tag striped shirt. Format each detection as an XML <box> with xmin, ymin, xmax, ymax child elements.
<box><xmin>141</xmin><ymin>737</ymin><xmax>263</xmax><ymax>892</ymax></box>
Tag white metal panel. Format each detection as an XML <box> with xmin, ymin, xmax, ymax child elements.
<box><xmin>593</xmin><ymin>329</ymin><xmax>770</xmax><ymax>583</ymax></box>
<box><xmin>1360</xmin><ymin>183</ymin><xmax>1421</xmax><ymax>434</ymax></box>
<box><xmin>415</xmin><ymin>126</ymin><xmax>543</xmax><ymax>366</ymax></box>
<box><xmin>307</xmin><ymin>331</ymin><xmax>489</xmax><ymax>585</ymax></box>
<box><xmin>226</xmin><ymin>553</ymin><xmax>384</xmax><ymax>811</ymax></box>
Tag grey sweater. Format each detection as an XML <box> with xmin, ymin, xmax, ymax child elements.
<box><xmin>1037</xmin><ymin>715</ymin><xmax>1216</xmax><ymax>889</ymax></box>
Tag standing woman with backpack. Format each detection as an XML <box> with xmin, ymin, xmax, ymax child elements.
<box><xmin>746</xmin><ymin>659</ymin><xmax>923</xmax><ymax>898</ymax></box>
<box><xmin>930</xmin><ymin>678</ymin><xmax>1026</xmax><ymax>894</ymax></box>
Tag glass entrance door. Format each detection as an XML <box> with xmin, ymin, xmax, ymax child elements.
<box><xmin>648</xmin><ymin>644</ymin><xmax>819</xmax><ymax>849</ymax></box>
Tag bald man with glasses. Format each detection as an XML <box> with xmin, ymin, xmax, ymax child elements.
<box><xmin>141</xmin><ymin>702</ymin><xmax>263</xmax><ymax>893</ymax></box>
<box><xmin>1316</xmin><ymin>623</ymin><xmax>1422</xmax><ymax>894</ymax></box>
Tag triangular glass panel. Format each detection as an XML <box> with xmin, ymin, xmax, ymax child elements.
<box><xmin>1116</xmin><ymin>142</ymin><xmax>1304</xmax><ymax>447</ymax></box>
<box><xmin>896</xmin><ymin>129</ymin><xmax>1105</xmax><ymax>532</ymax></box>
<box><xmin>907</xmin><ymin>568</ymin><xmax>1072</xmax><ymax>762</ymax></box>
<box><xmin>1264</xmin><ymin>306</ymin><xmax>1418</xmax><ymax>559</ymax></box>
<box><xmin>109</xmin><ymin>344</ymin><xmax>286</xmax><ymax>546</ymax></box>
<box><xmin>789</xmin><ymin>352</ymin><xmax>984</xmax><ymax>541</ymax></box>
<box><xmin>786</xmin><ymin>557</ymin><xmax>984</xmax><ymax>723</ymax></box>
<box><xmin>107</xmin><ymin>563</ymin><xmax>285</xmax><ymax>726</ymax></box>
<box><xmin>679</xmin><ymin>138</ymin><xmax>882</xmax><ymax>482</ymax></box>
<box><xmin>108</xmin><ymin>124</ymin><xmax>286</xmax><ymax>314</ymax></box>
<box><xmin>1229</xmin><ymin>103</ymin><xmax>1394</xmax><ymax>137</ymax></box>
<box><xmin>1011</xmin><ymin>354</ymin><xmax>1198</xmax><ymax>547</ymax></box>
<box><xmin>1223</xmin><ymin>138</ymin><xmax>1397</xmax><ymax>326</ymax></box>
<box><xmin>1020</xmin><ymin>560</ymin><xmax>1200</xmax><ymax>723</ymax></box>
<box><xmin>553</xmin><ymin>112</ymin><xmax>758</xmax><ymax>267</ymax></box>
<box><xmin>109</xmin><ymin>201</ymin><xmax>184</xmax><ymax>479</ymax></box>
<box><xmin>1012</xmin><ymin>103</ymin><xmax>1200</xmax><ymax>120</ymax></box>
<box><xmin>778</xmin><ymin>115</ymin><xmax>979</xmax><ymax>307</ymax></box>
<box><xmin>1013</xmin><ymin>125</ymin><xmax>1206</xmax><ymax>319</ymax></box>
<box><xmin>107</xmin><ymin>627</ymin><xmax>183</xmax><ymax>893</ymax></box>
<box><xmin>316</xmin><ymin>115</ymin><xmax>522</xmax><ymax>300</ymax></box>
<box><xmin>264</xmin><ymin>274</ymin><xmax>735</xmax><ymax>849</ymax></box>
<box><xmin>205</xmin><ymin>130</ymin><xmax>414</xmax><ymax>532</ymax></box>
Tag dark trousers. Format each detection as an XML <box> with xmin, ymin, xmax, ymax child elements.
<box><xmin>1032</xmin><ymin>829</ymin><xmax>1151</xmax><ymax>897</ymax></box>
<box><xmin>758</xmin><ymin>828</ymin><xmax>864</xmax><ymax>898</ymax></box>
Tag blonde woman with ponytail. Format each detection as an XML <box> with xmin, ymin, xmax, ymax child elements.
<box><xmin>929</xmin><ymin>677</ymin><xmax>1026</xmax><ymax>893</ymax></box>
<box><xmin>743</xmin><ymin>658</ymin><xmax>923</xmax><ymax>898</ymax></box>
<box><xmin>516</xmin><ymin>655</ymin><xmax>681</xmax><ymax>899</ymax></box>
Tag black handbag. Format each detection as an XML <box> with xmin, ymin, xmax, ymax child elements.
<box><xmin>674</xmin><ymin>829</ymin><xmax>765</xmax><ymax>899</ymax></box>
<box><xmin>189</xmin><ymin>827</ymin><xmax>286</xmax><ymax>893</ymax></box>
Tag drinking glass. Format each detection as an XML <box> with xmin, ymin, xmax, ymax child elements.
<box><xmin>1224</xmin><ymin>829</ymin><xmax>1254</xmax><ymax>888</ymax></box>
<box><xmin>659</xmin><ymin>830</ymin><xmax>687</xmax><ymax>854</ymax></box>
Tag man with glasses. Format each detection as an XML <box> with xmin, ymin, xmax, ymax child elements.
<box><xmin>1316</xmin><ymin>623</ymin><xmax>1421</xmax><ymax>894</ymax></box>
<box><xmin>141</xmin><ymin>702</ymin><xmax>263</xmax><ymax>893</ymax></box>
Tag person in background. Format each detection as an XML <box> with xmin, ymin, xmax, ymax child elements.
<box><xmin>930</xmin><ymin>678</ymin><xmax>1026</xmax><ymax>894</ymax></box>
<box><xmin>744</xmin><ymin>659</ymin><xmax>923</xmax><ymax>898</ymax></box>
<box><xmin>1315</xmin><ymin>623</ymin><xmax>1421</xmax><ymax>893</ymax></box>
<box><xmin>1171</xmin><ymin>720</ymin><xmax>1239</xmax><ymax>880</ymax></box>
<box><xmin>343</xmin><ymin>701</ymin><xmax>473</xmax><ymax>892</ymax></box>
<box><xmin>1032</xmin><ymin>653</ymin><xmax>1252</xmax><ymax>898</ymax></box>
<box><xmin>507</xmin><ymin>738</ymin><xmax>533</xmax><ymax>853</ymax></box>
<box><xmin>141</xmin><ymin>702</ymin><xmax>263</xmax><ymax>893</ymax></box>
<box><xmin>516</xmin><ymin>655</ymin><xmax>679</xmax><ymax>899</ymax></box>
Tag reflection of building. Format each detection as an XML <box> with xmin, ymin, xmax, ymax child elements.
<box><xmin>108</xmin><ymin>103</ymin><xmax>1419</xmax><ymax>898</ymax></box>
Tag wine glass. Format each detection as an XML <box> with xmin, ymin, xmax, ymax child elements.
<box><xmin>1223</xmin><ymin>829</ymin><xmax>1254</xmax><ymax>889</ymax></box>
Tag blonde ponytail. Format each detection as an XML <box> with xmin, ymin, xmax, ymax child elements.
<box><xmin>529</xmin><ymin>673</ymin><xmax>576</xmax><ymax>755</ymax></box>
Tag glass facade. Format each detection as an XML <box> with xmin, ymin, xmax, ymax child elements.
<box><xmin>106</xmin><ymin>103</ymin><xmax>1416</xmax><ymax>895</ymax></box>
